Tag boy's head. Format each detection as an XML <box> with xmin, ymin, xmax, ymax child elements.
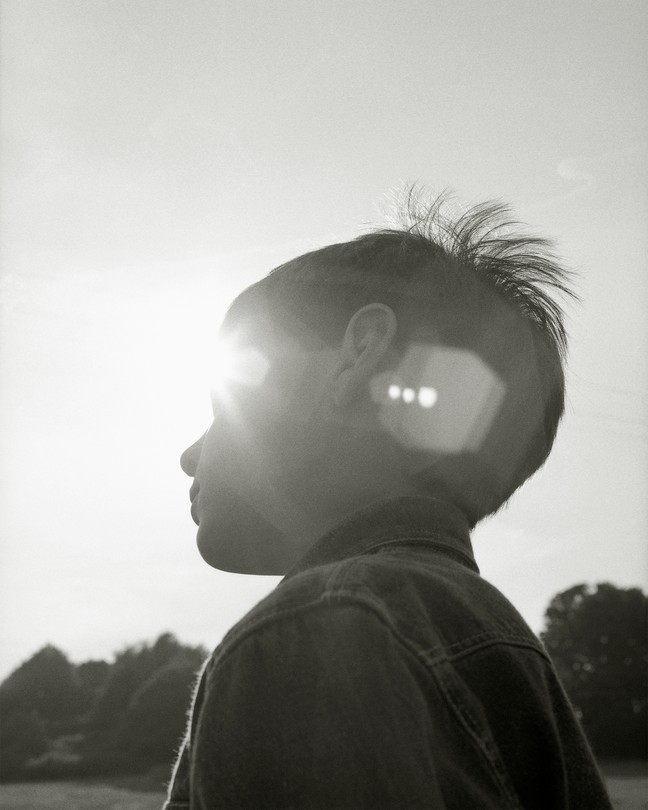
<box><xmin>181</xmin><ymin>192</ymin><xmax>574</xmax><ymax>573</ymax></box>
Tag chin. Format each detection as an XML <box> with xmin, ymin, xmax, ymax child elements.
<box><xmin>196</xmin><ymin>513</ymin><xmax>293</xmax><ymax>575</ymax></box>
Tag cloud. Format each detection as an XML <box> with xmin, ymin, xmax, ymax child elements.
<box><xmin>520</xmin><ymin>141</ymin><xmax>646</xmax><ymax>218</ymax></box>
<box><xmin>556</xmin><ymin>157</ymin><xmax>597</xmax><ymax>199</ymax></box>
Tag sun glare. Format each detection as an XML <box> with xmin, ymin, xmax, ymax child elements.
<box><xmin>212</xmin><ymin>338</ymin><xmax>271</xmax><ymax>393</ymax></box>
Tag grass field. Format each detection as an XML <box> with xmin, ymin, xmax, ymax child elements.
<box><xmin>605</xmin><ymin>777</ymin><xmax>648</xmax><ymax>810</ymax></box>
<box><xmin>598</xmin><ymin>759</ymin><xmax>648</xmax><ymax>810</ymax></box>
<box><xmin>0</xmin><ymin>771</ymin><xmax>645</xmax><ymax>809</ymax></box>
<box><xmin>0</xmin><ymin>782</ymin><xmax>166</xmax><ymax>809</ymax></box>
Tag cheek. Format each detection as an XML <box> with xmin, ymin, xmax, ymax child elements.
<box><xmin>211</xmin><ymin>351</ymin><xmax>307</xmax><ymax>426</ymax></box>
<box><xmin>253</xmin><ymin>352</ymin><xmax>314</xmax><ymax>420</ymax></box>
<box><xmin>197</xmin><ymin>417</ymin><xmax>279</xmax><ymax>498</ymax></box>
<box><xmin>202</xmin><ymin>347</ymin><xmax>336</xmax><ymax>486</ymax></box>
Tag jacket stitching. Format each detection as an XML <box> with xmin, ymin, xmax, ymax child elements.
<box><xmin>209</xmin><ymin>590</ymin><xmax>547</xmax><ymax>683</ymax></box>
<box><xmin>431</xmin><ymin>629</ymin><xmax>548</xmax><ymax>658</ymax></box>
<box><xmin>347</xmin><ymin>531</ymin><xmax>477</xmax><ymax>568</ymax></box>
<box><xmin>368</xmin><ymin>536</ymin><xmax>478</xmax><ymax>570</ymax></box>
<box><xmin>209</xmin><ymin>594</ymin><xmax>527</xmax><ymax>809</ymax></box>
<box><xmin>435</xmin><ymin>666</ymin><xmax>521</xmax><ymax>809</ymax></box>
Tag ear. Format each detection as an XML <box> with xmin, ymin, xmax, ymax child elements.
<box><xmin>333</xmin><ymin>304</ymin><xmax>398</xmax><ymax>407</ymax></box>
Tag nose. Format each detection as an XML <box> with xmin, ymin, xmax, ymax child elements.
<box><xmin>180</xmin><ymin>433</ymin><xmax>205</xmax><ymax>477</ymax></box>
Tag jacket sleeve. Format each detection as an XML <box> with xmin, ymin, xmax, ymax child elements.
<box><xmin>189</xmin><ymin>600</ymin><xmax>447</xmax><ymax>809</ymax></box>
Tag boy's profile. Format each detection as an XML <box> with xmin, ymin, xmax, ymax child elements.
<box><xmin>164</xmin><ymin>191</ymin><xmax>612</xmax><ymax>809</ymax></box>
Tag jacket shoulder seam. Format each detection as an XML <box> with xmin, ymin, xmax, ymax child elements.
<box><xmin>208</xmin><ymin>590</ymin><xmax>524</xmax><ymax>809</ymax></box>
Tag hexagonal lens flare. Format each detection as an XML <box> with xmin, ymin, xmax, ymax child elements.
<box><xmin>370</xmin><ymin>343</ymin><xmax>506</xmax><ymax>454</ymax></box>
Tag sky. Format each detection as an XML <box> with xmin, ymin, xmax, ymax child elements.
<box><xmin>0</xmin><ymin>0</ymin><xmax>646</xmax><ymax>679</ymax></box>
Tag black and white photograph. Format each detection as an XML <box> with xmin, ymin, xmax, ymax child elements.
<box><xmin>1</xmin><ymin>1</ymin><xmax>646</xmax><ymax>808</ymax></box>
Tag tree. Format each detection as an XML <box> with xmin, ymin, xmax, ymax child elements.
<box><xmin>0</xmin><ymin>644</ymin><xmax>88</xmax><ymax>735</ymax></box>
<box><xmin>117</xmin><ymin>658</ymin><xmax>199</xmax><ymax>766</ymax></box>
<box><xmin>82</xmin><ymin>633</ymin><xmax>206</xmax><ymax>773</ymax></box>
<box><xmin>0</xmin><ymin>633</ymin><xmax>207</xmax><ymax>780</ymax></box>
<box><xmin>0</xmin><ymin>710</ymin><xmax>48</xmax><ymax>780</ymax></box>
<box><xmin>86</xmin><ymin>633</ymin><xmax>203</xmax><ymax>731</ymax></box>
<box><xmin>541</xmin><ymin>582</ymin><xmax>648</xmax><ymax>759</ymax></box>
<box><xmin>76</xmin><ymin>659</ymin><xmax>111</xmax><ymax>703</ymax></box>
<box><xmin>0</xmin><ymin>645</ymin><xmax>92</xmax><ymax>780</ymax></box>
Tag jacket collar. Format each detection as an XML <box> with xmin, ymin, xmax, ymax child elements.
<box><xmin>284</xmin><ymin>496</ymin><xmax>478</xmax><ymax>579</ymax></box>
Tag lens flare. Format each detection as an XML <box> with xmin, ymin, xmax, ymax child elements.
<box><xmin>418</xmin><ymin>387</ymin><xmax>438</xmax><ymax>408</ymax></box>
<box><xmin>212</xmin><ymin>338</ymin><xmax>270</xmax><ymax>392</ymax></box>
<box><xmin>372</xmin><ymin>344</ymin><xmax>506</xmax><ymax>455</ymax></box>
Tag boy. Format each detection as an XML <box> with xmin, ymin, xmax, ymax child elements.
<box><xmin>164</xmin><ymin>192</ymin><xmax>612</xmax><ymax>809</ymax></box>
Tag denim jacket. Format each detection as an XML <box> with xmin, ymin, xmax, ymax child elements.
<box><xmin>164</xmin><ymin>497</ymin><xmax>612</xmax><ymax>809</ymax></box>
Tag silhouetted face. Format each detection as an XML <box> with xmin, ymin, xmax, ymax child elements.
<box><xmin>180</xmin><ymin>282</ymin><xmax>515</xmax><ymax>571</ymax></box>
<box><xmin>180</xmin><ymin>288</ymin><xmax>341</xmax><ymax>573</ymax></box>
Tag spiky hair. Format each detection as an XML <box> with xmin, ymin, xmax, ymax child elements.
<box><xmin>388</xmin><ymin>186</ymin><xmax>577</xmax><ymax>358</ymax></box>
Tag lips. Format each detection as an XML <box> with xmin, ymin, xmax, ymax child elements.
<box><xmin>189</xmin><ymin>482</ymin><xmax>200</xmax><ymax>525</ymax></box>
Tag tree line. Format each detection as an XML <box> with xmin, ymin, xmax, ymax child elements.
<box><xmin>1</xmin><ymin>583</ymin><xmax>646</xmax><ymax>783</ymax></box>
<box><xmin>0</xmin><ymin>632</ymin><xmax>205</xmax><ymax>782</ymax></box>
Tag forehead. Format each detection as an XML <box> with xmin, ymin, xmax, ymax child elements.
<box><xmin>220</xmin><ymin>288</ymin><xmax>276</xmax><ymax>340</ymax></box>
<box><xmin>220</xmin><ymin>282</ymin><xmax>324</xmax><ymax>350</ymax></box>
